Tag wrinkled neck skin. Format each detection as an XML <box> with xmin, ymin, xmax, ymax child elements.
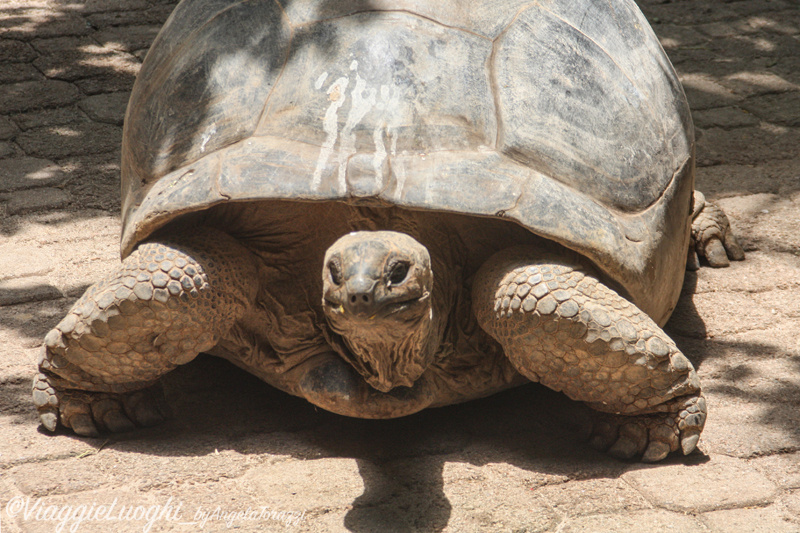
<box><xmin>329</xmin><ymin>298</ymin><xmax>443</xmax><ymax>392</ymax></box>
<box><xmin>322</xmin><ymin>229</ymin><xmax>454</xmax><ymax>393</ymax></box>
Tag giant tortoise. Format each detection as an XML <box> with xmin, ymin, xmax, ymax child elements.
<box><xmin>33</xmin><ymin>0</ymin><xmax>744</xmax><ymax>462</ymax></box>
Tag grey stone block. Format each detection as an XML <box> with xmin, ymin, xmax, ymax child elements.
<box><xmin>0</xmin><ymin>39</ymin><xmax>37</xmax><ymax>62</ymax></box>
<box><xmin>78</xmin><ymin>92</ymin><xmax>129</xmax><ymax>125</ymax></box>
<box><xmin>0</xmin><ymin>116</ymin><xmax>19</xmax><ymax>140</ymax></box>
<box><xmin>0</xmin><ymin>62</ymin><xmax>44</xmax><ymax>84</ymax></box>
<box><xmin>0</xmin><ymin>186</ymin><xmax>70</xmax><ymax>215</ymax></box>
<box><xmin>0</xmin><ymin>80</ymin><xmax>79</xmax><ymax>114</ymax></box>
<box><xmin>693</xmin><ymin>107</ymin><xmax>761</xmax><ymax>129</ymax></box>
<box><xmin>0</xmin><ymin>245</ymin><xmax>53</xmax><ymax>280</ymax></box>
<box><xmin>0</xmin><ymin>277</ymin><xmax>62</xmax><ymax>306</ymax></box>
<box><xmin>0</xmin><ymin>157</ymin><xmax>66</xmax><ymax>192</ymax></box>
<box><xmin>623</xmin><ymin>455</ymin><xmax>778</xmax><ymax>513</ymax></box>
<box><xmin>15</xmin><ymin>121</ymin><xmax>121</xmax><ymax>159</ymax></box>
<box><xmin>0</xmin><ymin>142</ymin><xmax>15</xmax><ymax>158</ymax></box>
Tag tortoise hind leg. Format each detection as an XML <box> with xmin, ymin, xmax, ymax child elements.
<box><xmin>33</xmin><ymin>227</ymin><xmax>259</xmax><ymax>436</ymax></box>
<box><xmin>690</xmin><ymin>191</ymin><xmax>745</xmax><ymax>269</ymax></box>
<box><xmin>472</xmin><ymin>247</ymin><xmax>706</xmax><ymax>462</ymax></box>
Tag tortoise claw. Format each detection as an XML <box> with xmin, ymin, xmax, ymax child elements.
<box><xmin>724</xmin><ymin>231</ymin><xmax>745</xmax><ymax>261</ymax></box>
<box><xmin>704</xmin><ymin>238</ymin><xmax>730</xmax><ymax>268</ymax></box>
<box><xmin>681</xmin><ymin>431</ymin><xmax>701</xmax><ymax>455</ymax></box>
<box><xmin>70</xmin><ymin>413</ymin><xmax>101</xmax><ymax>438</ymax></box>
<box><xmin>642</xmin><ymin>441</ymin><xmax>671</xmax><ymax>463</ymax></box>
<box><xmin>607</xmin><ymin>422</ymin><xmax>647</xmax><ymax>460</ymax></box>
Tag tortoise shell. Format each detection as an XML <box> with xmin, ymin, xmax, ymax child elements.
<box><xmin>120</xmin><ymin>0</ymin><xmax>694</xmax><ymax>325</ymax></box>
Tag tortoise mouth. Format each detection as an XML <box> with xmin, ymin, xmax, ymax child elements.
<box><xmin>323</xmin><ymin>291</ymin><xmax>429</xmax><ymax>322</ymax></box>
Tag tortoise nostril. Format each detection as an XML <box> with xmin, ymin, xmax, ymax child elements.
<box><xmin>350</xmin><ymin>295</ymin><xmax>357</xmax><ymax>303</ymax></box>
<box><xmin>362</xmin><ymin>295</ymin><xmax>369</xmax><ymax>302</ymax></box>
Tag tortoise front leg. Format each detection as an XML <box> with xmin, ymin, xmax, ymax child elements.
<box><xmin>33</xmin><ymin>227</ymin><xmax>259</xmax><ymax>436</ymax></box>
<box><xmin>472</xmin><ymin>247</ymin><xmax>706</xmax><ymax>462</ymax></box>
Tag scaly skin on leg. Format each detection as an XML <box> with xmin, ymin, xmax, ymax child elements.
<box><xmin>473</xmin><ymin>247</ymin><xmax>706</xmax><ymax>462</ymax></box>
<box><xmin>690</xmin><ymin>191</ymin><xmax>745</xmax><ymax>268</ymax></box>
<box><xmin>33</xmin><ymin>227</ymin><xmax>259</xmax><ymax>436</ymax></box>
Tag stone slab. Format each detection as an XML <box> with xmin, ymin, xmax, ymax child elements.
<box><xmin>0</xmin><ymin>62</ymin><xmax>44</xmax><ymax>84</ymax></box>
<box><xmin>32</xmin><ymin>40</ymin><xmax>137</xmax><ymax>82</ymax></box>
<box><xmin>785</xmin><ymin>489</ymin><xmax>800</xmax><ymax>517</ymax></box>
<box><xmin>0</xmin><ymin>187</ymin><xmax>70</xmax><ymax>215</ymax></box>
<box><xmin>654</xmin><ymin>24</ymin><xmax>709</xmax><ymax>51</ymax></box>
<box><xmin>742</xmin><ymin>92</ymin><xmax>800</xmax><ymax>127</ymax></box>
<box><xmin>7</xmin><ymin>447</ymin><xmax>252</xmax><ymax>497</ymax></box>
<box><xmin>0</xmin><ymin>9</ymin><xmax>90</xmax><ymax>40</ymax></box>
<box><xmin>0</xmin><ymin>277</ymin><xmax>62</xmax><ymax>306</ymax></box>
<box><xmin>700</xmin><ymin>506</ymin><xmax>800</xmax><ymax>532</ymax></box>
<box><xmin>680</xmin><ymin>72</ymin><xmax>738</xmax><ymax>110</ymax></box>
<box><xmin>697</xmin><ymin>126</ymin><xmax>800</xmax><ymax>167</ymax></box>
<box><xmin>536</xmin><ymin>478</ymin><xmax>650</xmax><ymax>517</ymax></box>
<box><xmin>693</xmin><ymin>106</ymin><xmax>760</xmax><ymax>130</ymax></box>
<box><xmin>0</xmin><ymin>80</ymin><xmax>79</xmax><ymax>114</ymax></box>
<box><xmin>15</xmin><ymin>122</ymin><xmax>120</xmax><ymax>159</ymax></box>
<box><xmin>0</xmin><ymin>157</ymin><xmax>66</xmax><ymax>192</ymax></box>
<box><xmin>752</xmin><ymin>452</ymin><xmax>800</xmax><ymax>489</ymax></box>
<box><xmin>74</xmin><ymin>71</ymin><xmax>137</xmax><ymax>95</ymax></box>
<box><xmin>78</xmin><ymin>92</ymin><xmax>129</xmax><ymax>125</ymax></box>
<box><xmin>75</xmin><ymin>0</ymin><xmax>151</xmax><ymax>14</ymax></box>
<box><xmin>0</xmin><ymin>245</ymin><xmax>53</xmax><ymax>280</ymax></box>
<box><xmin>11</xmin><ymin>107</ymin><xmax>88</xmax><ymax>131</ymax></box>
<box><xmin>0</xmin><ymin>39</ymin><xmax>38</xmax><ymax>62</ymax></box>
<box><xmin>623</xmin><ymin>455</ymin><xmax>778</xmax><ymax>513</ymax></box>
<box><xmin>0</xmin><ymin>116</ymin><xmax>19</xmax><ymax>140</ymax></box>
<box><xmin>0</xmin><ymin>142</ymin><xmax>15</xmax><ymax>158</ymax></box>
<box><xmin>560</xmin><ymin>509</ymin><xmax>704</xmax><ymax>533</ymax></box>
<box><xmin>722</xmin><ymin>71</ymin><xmax>799</xmax><ymax>98</ymax></box>
<box><xmin>244</xmin><ymin>458</ymin><xmax>365</xmax><ymax>509</ymax></box>
<box><xmin>440</xmin><ymin>460</ymin><xmax>561</xmax><ymax>532</ymax></box>
<box><xmin>95</xmin><ymin>25</ymin><xmax>161</xmax><ymax>52</ymax></box>
<box><xmin>86</xmin><ymin>6</ymin><xmax>172</xmax><ymax>29</ymax></box>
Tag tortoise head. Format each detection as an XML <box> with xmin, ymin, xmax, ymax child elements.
<box><xmin>322</xmin><ymin>231</ymin><xmax>437</xmax><ymax>392</ymax></box>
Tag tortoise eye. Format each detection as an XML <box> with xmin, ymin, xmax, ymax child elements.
<box><xmin>388</xmin><ymin>262</ymin><xmax>410</xmax><ymax>286</ymax></box>
<box><xmin>328</xmin><ymin>261</ymin><xmax>343</xmax><ymax>286</ymax></box>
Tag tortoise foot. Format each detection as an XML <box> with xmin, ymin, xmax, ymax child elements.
<box><xmin>589</xmin><ymin>394</ymin><xmax>707</xmax><ymax>462</ymax></box>
<box><xmin>33</xmin><ymin>371</ymin><xmax>169</xmax><ymax>436</ymax></box>
<box><xmin>690</xmin><ymin>191</ymin><xmax>745</xmax><ymax>269</ymax></box>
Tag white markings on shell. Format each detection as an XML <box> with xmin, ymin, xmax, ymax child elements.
<box><xmin>373</xmin><ymin>126</ymin><xmax>387</xmax><ymax>180</ymax></box>
<box><xmin>312</xmin><ymin>60</ymin><xmax>404</xmax><ymax>194</ymax></box>
<box><xmin>372</xmin><ymin>85</ymin><xmax>400</xmax><ymax>184</ymax></box>
<box><xmin>314</xmin><ymin>71</ymin><xmax>328</xmax><ymax>90</ymax></box>
<box><xmin>311</xmin><ymin>76</ymin><xmax>349</xmax><ymax>189</ymax></box>
<box><xmin>199</xmin><ymin>125</ymin><xmax>217</xmax><ymax>153</ymax></box>
<box><xmin>338</xmin><ymin>60</ymin><xmax>377</xmax><ymax>191</ymax></box>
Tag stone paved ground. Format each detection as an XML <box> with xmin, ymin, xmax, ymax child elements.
<box><xmin>0</xmin><ymin>0</ymin><xmax>798</xmax><ymax>531</ymax></box>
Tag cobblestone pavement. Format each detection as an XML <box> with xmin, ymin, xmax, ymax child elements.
<box><xmin>1</xmin><ymin>0</ymin><xmax>799</xmax><ymax>531</ymax></box>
